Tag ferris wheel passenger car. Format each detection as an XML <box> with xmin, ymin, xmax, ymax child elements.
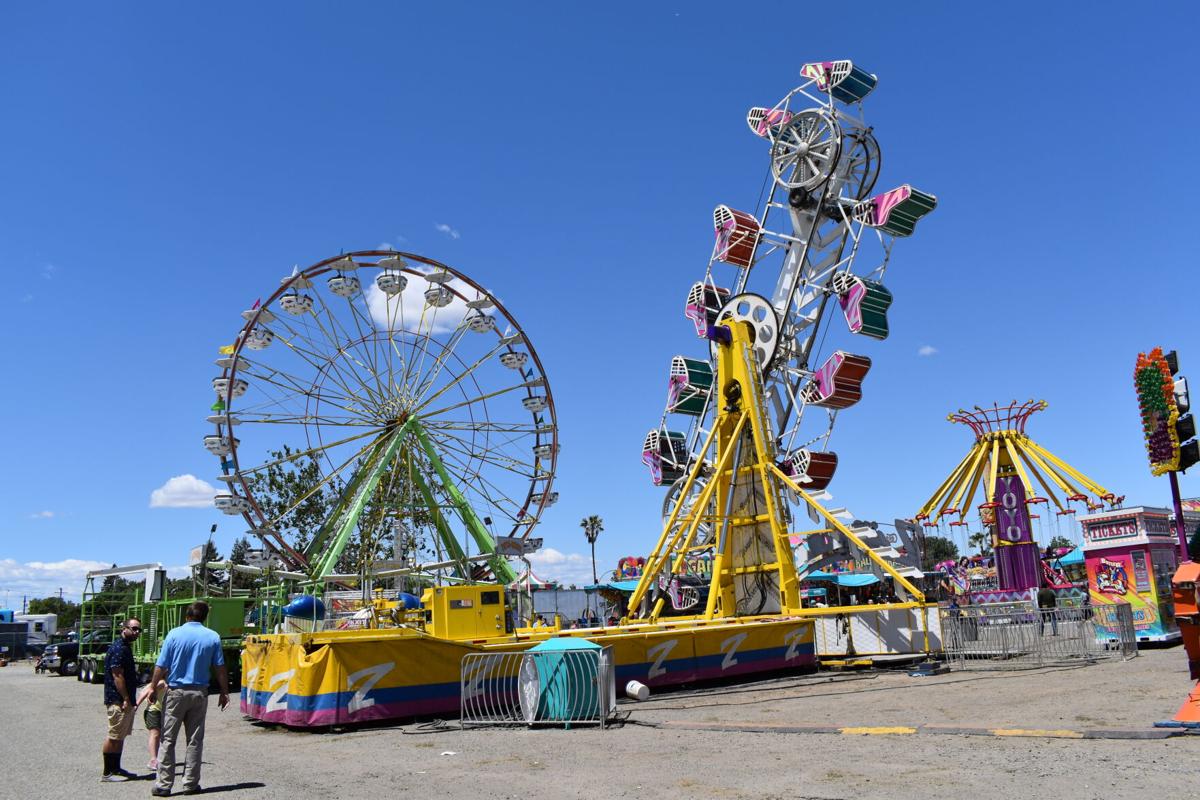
<box><xmin>779</xmin><ymin>448</ymin><xmax>839</xmax><ymax>492</ymax></box>
<box><xmin>852</xmin><ymin>185</ymin><xmax>938</xmax><ymax>237</ymax></box>
<box><xmin>642</xmin><ymin>430</ymin><xmax>688</xmax><ymax>486</ymax></box>
<box><xmin>800</xmin><ymin>60</ymin><xmax>878</xmax><ymax>104</ymax></box>
<box><xmin>684</xmin><ymin>282</ymin><xmax>731</xmax><ymax>338</ymax></box>
<box><xmin>712</xmin><ymin>205</ymin><xmax>762</xmax><ymax>268</ymax></box>
<box><xmin>666</xmin><ymin>356</ymin><xmax>714</xmax><ymax>417</ymax></box>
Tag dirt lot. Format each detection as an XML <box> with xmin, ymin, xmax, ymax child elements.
<box><xmin>3</xmin><ymin>649</ymin><xmax>1197</xmax><ymax>800</ymax></box>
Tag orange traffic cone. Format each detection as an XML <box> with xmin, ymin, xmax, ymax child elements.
<box><xmin>1174</xmin><ymin>681</ymin><xmax>1200</xmax><ymax>724</ymax></box>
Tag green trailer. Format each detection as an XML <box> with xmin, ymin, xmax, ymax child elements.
<box><xmin>74</xmin><ymin>563</ymin><xmax>256</xmax><ymax>689</ymax></box>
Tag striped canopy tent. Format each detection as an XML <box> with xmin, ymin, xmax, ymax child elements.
<box><xmin>507</xmin><ymin>568</ymin><xmax>556</xmax><ymax>591</ymax></box>
<box><xmin>916</xmin><ymin>400</ymin><xmax>1122</xmax><ymax>528</ymax></box>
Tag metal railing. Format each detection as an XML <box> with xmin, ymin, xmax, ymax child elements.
<box><xmin>939</xmin><ymin>602</ymin><xmax>1137</xmax><ymax>670</ymax></box>
<box><xmin>461</xmin><ymin>647</ymin><xmax>616</xmax><ymax>728</ymax></box>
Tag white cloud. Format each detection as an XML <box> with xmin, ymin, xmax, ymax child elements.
<box><xmin>525</xmin><ymin>547</ymin><xmax>595</xmax><ymax>586</ymax></box>
<box><xmin>917</xmin><ymin>345</ymin><xmax>938</xmax><ymax>356</ymax></box>
<box><xmin>376</xmin><ymin>242</ymin><xmax>397</xmax><ymax>252</ymax></box>
<box><xmin>20</xmin><ymin>294</ymin><xmax>33</xmax><ymax>303</ymax></box>
<box><xmin>27</xmin><ymin>511</ymin><xmax>55</xmax><ymax>520</ymax></box>
<box><xmin>41</xmin><ymin>263</ymin><xmax>57</xmax><ymax>280</ymax></box>
<box><xmin>0</xmin><ymin>558</ymin><xmax>110</xmax><ymax>602</ymax></box>
<box><xmin>364</xmin><ymin>276</ymin><xmax>497</xmax><ymax>336</ymax></box>
<box><xmin>434</xmin><ymin>223</ymin><xmax>461</xmax><ymax>240</ymax></box>
<box><xmin>150</xmin><ymin>474</ymin><xmax>218</xmax><ymax>508</ymax></box>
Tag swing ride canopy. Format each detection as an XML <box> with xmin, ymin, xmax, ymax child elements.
<box><xmin>915</xmin><ymin>400</ymin><xmax>1121</xmax><ymax>527</ymax></box>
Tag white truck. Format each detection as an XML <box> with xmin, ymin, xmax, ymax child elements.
<box><xmin>15</xmin><ymin>613</ymin><xmax>57</xmax><ymax>648</ymax></box>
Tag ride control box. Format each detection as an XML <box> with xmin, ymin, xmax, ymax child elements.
<box><xmin>420</xmin><ymin>585</ymin><xmax>511</xmax><ymax>641</ymax></box>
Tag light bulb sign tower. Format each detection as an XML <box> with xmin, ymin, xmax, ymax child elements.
<box><xmin>1134</xmin><ymin>347</ymin><xmax>1197</xmax><ymax>559</ymax></box>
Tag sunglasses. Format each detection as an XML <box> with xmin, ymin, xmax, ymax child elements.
<box><xmin>126</xmin><ymin>626</ymin><xmax>142</xmax><ymax>632</ymax></box>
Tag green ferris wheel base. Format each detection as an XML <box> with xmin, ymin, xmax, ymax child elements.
<box><xmin>301</xmin><ymin>416</ymin><xmax>517</xmax><ymax>590</ymax></box>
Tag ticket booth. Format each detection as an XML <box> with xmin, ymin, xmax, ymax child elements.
<box><xmin>1079</xmin><ymin>507</ymin><xmax>1181</xmax><ymax>643</ymax></box>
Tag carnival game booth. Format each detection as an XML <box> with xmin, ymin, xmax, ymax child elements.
<box><xmin>1080</xmin><ymin>507</ymin><xmax>1182</xmax><ymax>643</ymax></box>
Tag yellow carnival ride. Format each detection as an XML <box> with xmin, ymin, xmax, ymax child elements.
<box><xmin>223</xmin><ymin>60</ymin><xmax>939</xmax><ymax>727</ymax></box>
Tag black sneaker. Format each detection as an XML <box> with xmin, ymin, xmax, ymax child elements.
<box><xmin>151</xmin><ymin>788</ymin><xmax>171</xmax><ymax>797</ymax></box>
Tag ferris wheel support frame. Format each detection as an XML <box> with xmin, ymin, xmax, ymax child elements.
<box><xmin>299</xmin><ymin>416</ymin><xmax>519</xmax><ymax>588</ymax></box>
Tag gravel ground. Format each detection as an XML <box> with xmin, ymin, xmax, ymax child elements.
<box><xmin>3</xmin><ymin>648</ymin><xmax>1197</xmax><ymax>800</ymax></box>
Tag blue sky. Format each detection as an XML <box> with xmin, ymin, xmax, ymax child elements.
<box><xmin>2</xmin><ymin>3</ymin><xmax>1197</xmax><ymax>603</ymax></box>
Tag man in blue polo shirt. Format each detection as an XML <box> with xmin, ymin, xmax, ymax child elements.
<box><xmin>150</xmin><ymin>601</ymin><xmax>229</xmax><ymax>797</ymax></box>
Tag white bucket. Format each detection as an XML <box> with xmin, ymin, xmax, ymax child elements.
<box><xmin>625</xmin><ymin>680</ymin><xmax>650</xmax><ymax>702</ymax></box>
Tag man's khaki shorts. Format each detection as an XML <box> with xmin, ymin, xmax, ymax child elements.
<box><xmin>106</xmin><ymin>704</ymin><xmax>136</xmax><ymax>741</ymax></box>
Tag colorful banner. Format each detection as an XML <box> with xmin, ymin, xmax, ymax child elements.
<box><xmin>1086</xmin><ymin>550</ymin><xmax>1165</xmax><ymax>639</ymax></box>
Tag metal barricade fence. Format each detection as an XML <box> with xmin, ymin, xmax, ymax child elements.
<box><xmin>939</xmin><ymin>602</ymin><xmax>1137</xmax><ymax>670</ymax></box>
<box><xmin>461</xmin><ymin>647</ymin><xmax>616</xmax><ymax>728</ymax></box>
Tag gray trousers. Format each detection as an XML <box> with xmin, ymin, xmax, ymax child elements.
<box><xmin>155</xmin><ymin>687</ymin><xmax>208</xmax><ymax>792</ymax></box>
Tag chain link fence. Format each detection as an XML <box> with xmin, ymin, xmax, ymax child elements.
<box><xmin>940</xmin><ymin>602</ymin><xmax>1136</xmax><ymax>670</ymax></box>
<box><xmin>461</xmin><ymin>647</ymin><xmax>616</xmax><ymax>728</ymax></box>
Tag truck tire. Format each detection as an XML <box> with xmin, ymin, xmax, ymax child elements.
<box><xmin>81</xmin><ymin>659</ymin><xmax>92</xmax><ymax>683</ymax></box>
<box><xmin>63</xmin><ymin>657</ymin><xmax>79</xmax><ymax>677</ymax></box>
<box><xmin>91</xmin><ymin>660</ymin><xmax>105</xmax><ymax>684</ymax></box>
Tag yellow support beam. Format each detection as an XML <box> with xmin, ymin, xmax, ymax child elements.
<box><xmin>1023</xmin><ymin>439</ymin><xmax>1112</xmax><ymax>499</ymax></box>
<box><xmin>775</xmin><ymin>467</ymin><xmax>926</xmax><ymax>602</ymax></box>
<box><xmin>1011</xmin><ymin>443</ymin><xmax>1068</xmax><ymax>512</ymax></box>
<box><xmin>947</xmin><ymin>441</ymin><xmax>990</xmax><ymax>516</ymax></box>
<box><xmin>915</xmin><ymin>444</ymin><xmax>978</xmax><ymax>520</ymax></box>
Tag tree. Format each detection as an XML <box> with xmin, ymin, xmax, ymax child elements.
<box><xmin>228</xmin><ymin>536</ymin><xmax>256</xmax><ymax>591</ymax></box>
<box><xmin>1047</xmin><ymin>535</ymin><xmax>1074</xmax><ymax>552</ymax></box>
<box><xmin>245</xmin><ymin>445</ymin><xmax>438</xmax><ymax>580</ymax></box>
<box><xmin>28</xmin><ymin>596</ymin><xmax>81</xmax><ymax>630</ymax></box>
<box><xmin>580</xmin><ymin>515</ymin><xmax>604</xmax><ymax>585</ymax></box>
<box><xmin>968</xmin><ymin>531</ymin><xmax>992</xmax><ymax>556</ymax></box>
<box><xmin>921</xmin><ymin>535</ymin><xmax>959</xmax><ymax>571</ymax></box>
<box><xmin>197</xmin><ymin>540</ymin><xmax>225</xmax><ymax>590</ymax></box>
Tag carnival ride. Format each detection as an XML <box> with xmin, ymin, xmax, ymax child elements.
<box><xmin>638</xmin><ymin>60</ymin><xmax>937</xmax><ymax>617</ymax></box>
<box><xmin>915</xmin><ymin>400</ymin><xmax>1120</xmax><ymax>599</ymax></box>
<box><xmin>207</xmin><ymin>250</ymin><xmax>559</xmax><ymax>589</ymax></box>
<box><xmin>236</xmin><ymin>60</ymin><xmax>940</xmax><ymax>728</ymax></box>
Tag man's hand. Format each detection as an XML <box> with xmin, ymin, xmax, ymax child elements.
<box><xmin>121</xmin><ymin>699</ymin><xmax>131</xmax><ymax>712</ymax></box>
<box><xmin>218</xmin><ymin>692</ymin><xmax>230</xmax><ymax>711</ymax></box>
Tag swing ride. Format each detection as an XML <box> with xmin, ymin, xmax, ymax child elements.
<box><xmin>915</xmin><ymin>400</ymin><xmax>1122</xmax><ymax>600</ymax></box>
<box><xmin>235</xmin><ymin>59</ymin><xmax>939</xmax><ymax>728</ymax></box>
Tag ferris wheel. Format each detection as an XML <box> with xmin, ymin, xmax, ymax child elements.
<box><xmin>644</xmin><ymin>61</ymin><xmax>936</xmax><ymax>572</ymax></box>
<box><xmin>206</xmin><ymin>250</ymin><xmax>558</xmax><ymax>583</ymax></box>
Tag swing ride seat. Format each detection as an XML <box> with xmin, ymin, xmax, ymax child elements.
<box><xmin>642</xmin><ymin>429</ymin><xmax>689</xmax><ymax>486</ymax></box>
<box><xmin>666</xmin><ymin>356</ymin><xmax>714</xmax><ymax>416</ymax></box>
<box><xmin>745</xmin><ymin>106</ymin><xmax>793</xmax><ymax>139</ymax></box>
<box><xmin>800</xmin><ymin>351</ymin><xmax>871</xmax><ymax>409</ymax></box>
<box><xmin>713</xmin><ymin>205</ymin><xmax>762</xmax><ymax>268</ymax></box>
<box><xmin>852</xmin><ymin>185</ymin><xmax>938</xmax><ymax>237</ymax></box>
<box><xmin>778</xmin><ymin>448</ymin><xmax>838</xmax><ymax>491</ymax></box>
<box><xmin>684</xmin><ymin>282</ymin><xmax>731</xmax><ymax>338</ymax></box>
<box><xmin>831</xmin><ymin>272</ymin><xmax>893</xmax><ymax>340</ymax></box>
<box><xmin>800</xmin><ymin>60</ymin><xmax>878</xmax><ymax>104</ymax></box>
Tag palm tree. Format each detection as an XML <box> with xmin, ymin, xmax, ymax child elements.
<box><xmin>968</xmin><ymin>531</ymin><xmax>992</xmax><ymax>556</ymax></box>
<box><xmin>580</xmin><ymin>515</ymin><xmax>604</xmax><ymax>585</ymax></box>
